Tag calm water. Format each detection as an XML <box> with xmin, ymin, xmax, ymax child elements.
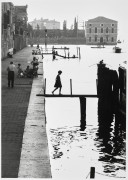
<box><xmin>37</xmin><ymin>44</ymin><xmax>127</xmax><ymax>179</ymax></box>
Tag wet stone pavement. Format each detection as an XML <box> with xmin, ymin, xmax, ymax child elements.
<box><xmin>1</xmin><ymin>46</ymin><xmax>51</xmax><ymax>178</ymax></box>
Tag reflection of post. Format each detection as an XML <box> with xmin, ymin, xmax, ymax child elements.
<box><xmin>79</xmin><ymin>97</ymin><xmax>86</xmax><ymax>130</ymax></box>
<box><xmin>45</xmin><ymin>29</ymin><xmax>47</xmax><ymax>51</ymax></box>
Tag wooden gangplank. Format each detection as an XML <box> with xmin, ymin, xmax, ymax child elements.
<box><xmin>42</xmin><ymin>53</ymin><xmax>53</xmax><ymax>55</ymax></box>
<box><xmin>55</xmin><ymin>54</ymin><xmax>78</xmax><ymax>59</ymax></box>
<box><xmin>36</xmin><ymin>94</ymin><xmax>98</xmax><ymax>98</ymax></box>
<box><xmin>53</xmin><ymin>47</ymin><xmax>69</xmax><ymax>50</ymax></box>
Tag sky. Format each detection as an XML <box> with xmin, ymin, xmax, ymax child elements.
<box><xmin>1</xmin><ymin>0</ymin><xmax>128</xmax><ymax>40</ymax></box>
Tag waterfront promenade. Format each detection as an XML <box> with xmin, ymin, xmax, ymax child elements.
<box><xmin>2</xmin><ymin>46</ymin><xmax>51</xmax><ymax>178</ymax></box>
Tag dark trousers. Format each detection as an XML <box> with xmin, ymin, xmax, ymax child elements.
<box><xmin>8</xmin><ymin>71</ymin><xmax>14</xmax><ymax>87</ymax></box>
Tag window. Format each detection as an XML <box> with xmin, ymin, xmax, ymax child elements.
<box><xmin>95</xmin><ymin>27</ymin><xmax>97</xmax><ymax>33</ymax></box>
<box><xmin>100</xmin><ymin>37</ymin><xmax>103</xmax><ymax>43</ymax></box>
<box><xmin>106</xmin><ymin>36</ymin><xmax>108</xmax><ymax>42</ymax></box>
<box><xmin>106</xmin><ymin>27</ymin><xmax>108</xmax><ymax>33</ymax></box>
<box><xmin>89</xmin><ymin>37</ymin><xmax>91</xmax><ymax>42</ymax></box>
<box><xmin>101</xmin><ymin>28</ymin><xmax>103</xmax><ymax>33</ymax></box>
<box><xmin>100</xmin><ymin>24</ymin><xmax>103</xmax><ymax>26</ymax></box>
<box><xmin>89</xmin><ymin>28</ymin><xmax>91</xmax><ymax>33</ymax></box>
<box><xmin>112</xmin><ymin>24</ymin><xmax>114</xmax><ymax>26</ymax></box>
<box><xmin>111</xmin><ymin>37</ymin><xmax>114</xmax><ymax>42</ymax></box>
<box><xmin>95</xmin><ymin>36</ymin><xmax>97</xmax><ymax>42</ymax></box>
<box><xmin>112</xmin><ymin>28</ymin><xmax>114</xmax><ymax>33</ymax></box>
<box><xmin>89</xmin><ymin>24</ymin><xmax>92</xmax><ymax>26</ymax></box>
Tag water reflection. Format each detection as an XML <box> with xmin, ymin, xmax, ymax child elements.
<box><xmin>94</xmin><ymin>111</ymin><xmax>126</xmax><ymax>177</ymax></box>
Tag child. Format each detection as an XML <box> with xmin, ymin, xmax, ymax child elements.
<box><xmin>52</xmin><ymin>70</ymin><xmax>62</xmax><ymax>95</ymax></box>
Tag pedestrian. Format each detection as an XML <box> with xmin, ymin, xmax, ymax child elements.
<box><xmin>52</xmin><ymin>70</ymin><xmax>62</xmax><ymax>95</ymax></box>
<box><xmin>7</xmin><ymin>61</ymin><xmax>16</xmax><ymax>88</ymax></box>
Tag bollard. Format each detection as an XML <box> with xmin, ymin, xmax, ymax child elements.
<box><xmin>90</xmin><ymin>167</ymin><xmax>95</xmax><ymax>178</ymax></box>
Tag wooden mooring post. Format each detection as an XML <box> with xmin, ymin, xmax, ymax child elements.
<box><xmin>90</xmin><ymin>167</ymin><xmax>95</xmax><ymax>178</ymax></box>
<box><xmin>44</xmin><ymin>78</ymin><xmax>46</xmax><ymax>94</ymax></box>
<box><xmin>79</xmin><ymin>97</ymin><xmax>86</xmax><ymax>131</ymax></box>
<box><xmin>70</xmin><ymin>79</ymin><xmax>72</xmax><ymax>95</ymax></box>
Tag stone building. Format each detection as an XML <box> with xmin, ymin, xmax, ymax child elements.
<box><xmin>85</xmin><ymin>16</ymin><xmax>118</xmax><ymax>45</ymax></box>
<box><xmin>14</xmin><ymin>5</ymin><xmax>28</xmax><ymax>51</ymax></box>
<box><xmin>1</xmin><ymin>2</ymin><xmax>15</xmax><ymax>59</ymax></box>
<box><xmin>1</xmin><ymin>3</ymin><xmax>28</xmax><ymax>59</ymax></box>
<box><xmin>29</xmin><ymin>18</ymin><xmax>60</xmax><ymax>30</ymax></box>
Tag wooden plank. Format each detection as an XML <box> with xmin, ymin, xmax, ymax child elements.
<box><xmin>53</xmin><ymin>47</ymin><xmax>69</xmax><ymax>50</ymax></box>
<box><xmin>42</xmin><ymin>53</ymin><xmax>53</xmax><ymax>55</ymax></box>
<box><xmin>36</xmin><ymin>94</ymin><xmax>98</xmax><ymax>98</ymax></box>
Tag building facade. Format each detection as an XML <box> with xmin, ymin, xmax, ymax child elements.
<box><xmin>85</xmin><ymin>16</ymin><xmax>118</xmax><ymax>45</ymax></box>
<box><xmin>1</xmin><ymin>3</ymin><xmax>28</xmax><ymax>59</ymax></box>
<box><xmin>14</xmin><ymin>5</ymin><xmax>28</xmax><ymax>51</ymax></box>
<box><xmin>1</xmin><ymin>2</ymin><xmax>15</xmax><ymax>59</ymax></box>
<box><xmin>29</xmin><ymin>18</ymin><xmax>60</xmax><ymax>30</ymax></box>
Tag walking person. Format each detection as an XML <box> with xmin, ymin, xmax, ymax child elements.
<box><xmin>7</xmin><ymin>61</ymin><xmax>16</xmax><ymax>88</ymax></box>
<box><xmin>52</xmin><ymin>70</ymin><xmax>62</xmax><ymax>95</ymax></box>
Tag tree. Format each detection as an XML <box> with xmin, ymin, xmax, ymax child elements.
<box><xmin>27</xmin><ymin>23</ymin><xmax>33</xmax><ymax>37</ymax></box>
<box><xmin>63</xmin><ymin>20</ymin><xmax>67</xmax><ymax>37</ymax></box>
<box><xmin>73</xmin><ymin>17</ymin><xmax>78</xmax><ymax>37</ymax></box>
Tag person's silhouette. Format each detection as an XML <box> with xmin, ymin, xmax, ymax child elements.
<box><xmin>52</xmin><ymin>70</ymin><xmax>62</xmax><ymax>95</ymax></box>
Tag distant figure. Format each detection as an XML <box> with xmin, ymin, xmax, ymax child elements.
<box><xmin>52</xmin><ymin>70</ymin><xmax>62</xmax><ymax>95</ymax></box>
<box><xmin>99</xmin><ymin>60</ymin><xmax>104</xmax><ymax>64</ymax></box>
<box><xmin>52</xmin><ymin>50</ymin><xmax>56</xmax><ymax>60</ymax></box>
<box><xmin>7</xmin><ymin>52</ymin><xmax>13</xmax><ymax>58</ymax></box>
<box><xmin>7</xmin><ymin>61</ymin><xmax>16</xmax><ymax>88</ymax></box>
<box><xmin>31</xmin><ymin>57</ymin><xmax>39</xmax><ymax>69</ymax></box>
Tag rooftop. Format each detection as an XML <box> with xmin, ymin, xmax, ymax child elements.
<box><xmin>88</xmin><ymin>16</ymin><xmax>117</xmax><ymax>23</ymax></box>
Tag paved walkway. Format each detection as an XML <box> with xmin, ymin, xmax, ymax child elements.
<box><xmin>2</xmin><ymin>46</ymin><xmax>51</xmax><ymax>178</ymax></box>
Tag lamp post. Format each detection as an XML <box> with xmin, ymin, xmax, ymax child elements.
<box><xmin>45</xmin><ymin>29</ymin><xmax>47</xmax><ymax>51</ymax></box>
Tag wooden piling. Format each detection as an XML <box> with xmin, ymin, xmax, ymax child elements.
<box><xmin>70</xmin><ymin>79</ymin><xmax>72</xmax><ymax>95</ymax></box>
<box><xmin>79</xmin><ymin>47</ymin><xmax>81</xmax><ymax>59</ymax></box>
<box><xmin>79</xmin><ymin>97</ymin><xmax>86</xmax><ymax>130</ymax></box>
<box><xmin>90</xmin><ymin>167</ymin><xmax>95</xmax><ymax>178</ymax></box>
<box><xmin>44</xmin><ymin>78</ymin><xmax>46</xmax><ymax>95</ymax></box>
<box><xmin>77</xmin><ymin>47</ymin><xmax>78</xmax><ymax>56</ymax></box>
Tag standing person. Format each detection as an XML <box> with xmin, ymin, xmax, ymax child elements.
<box><xmin>7</xmin><ymin>61</ymin><xmax>16</xmax><ymax>88</ymax></box>
<box><xmin>52</xmin><ymin>70</ymin><xmax>62</xmax><ymax>95</ymax></box>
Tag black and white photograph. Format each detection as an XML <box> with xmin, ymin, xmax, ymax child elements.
<box><xmin>1</xmin><ymin>0</ymin><xmax>127</xmax><ymax>179</ymax></box>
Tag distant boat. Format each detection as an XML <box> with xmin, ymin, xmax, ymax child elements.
<box><xmin>117</xmin><ymin>40</ymin><xmax>121</xmax><ymax>43</ymax></box>
<box><xmin>113</xmin><ymin>46</ymin><xmax>121</xmax><ymax>53</ymax></box>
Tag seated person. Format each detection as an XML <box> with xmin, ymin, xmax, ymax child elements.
<box><xmin>31</xmin><ymin>57</ymin><xmax>39</xmax><ymax>69</ymax></box>
<box><xmin>17</xmin><ymin>63</ymin><xmax>23</xmax><ymax>77</ymax></box>
<box><xmin>24</xmin><ymin>65</ymin><xmax>33</xmax><ymax>78</ymax></box>
<box><xmin>7</xmin><ymin>52</ymin><xmax>13</xmax><ymax>58</ymax></box>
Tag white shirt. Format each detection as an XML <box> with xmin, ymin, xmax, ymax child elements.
<box><xmin>8</xmin><ymin>64</ymin><xmax>16</xmax><ymax>71</ymax></box>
